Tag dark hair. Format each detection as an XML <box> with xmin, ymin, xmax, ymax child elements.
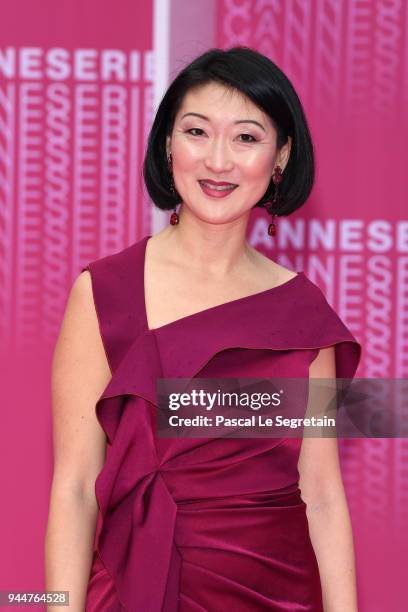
<box><xmin>143</xmin><ymin>46</ymin><xmax>315</xmax><ymax>216</ymax></box>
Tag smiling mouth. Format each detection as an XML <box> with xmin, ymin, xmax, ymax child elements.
<box><xmin>198</xmin><ymin>180</ymin><xmax>238</xmax><ymax>192</ymax></box>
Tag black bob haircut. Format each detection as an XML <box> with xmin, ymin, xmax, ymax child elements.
<box><xmin>143</xmin><ymin>46</ymin><xmax>315</xmax><ymax>216</ymax></box>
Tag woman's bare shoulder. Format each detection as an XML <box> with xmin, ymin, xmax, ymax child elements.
<box><xmin>51</xmin><ymin>270</ymin><xmax>111</xmax><ymax>493</ymax></box>
<box><xmin>53</xmin><ymin>269</ymin><xmax>111</xmax><ymax>390</ymax></box>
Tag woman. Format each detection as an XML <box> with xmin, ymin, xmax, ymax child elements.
<box><xmin>45</xmin><ymin>47</ymin><xmax>361</xmax><ymax>611</ymax></box>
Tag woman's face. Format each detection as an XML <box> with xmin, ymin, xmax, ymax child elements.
<box><xmin>166</xmin><ymin>81</ymin><xmax>291</xmax><ymax>224</ymax></box>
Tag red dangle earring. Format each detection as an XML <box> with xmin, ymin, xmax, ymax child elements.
<box><xmin>167</xmin><ymin>152</ymin><xmax>180</xmax><ymax>225</ymax></box>
<box><xmin>266</xmin><ymin>165</ymin><xmax>283</xmax><ymax>236</ymax></box>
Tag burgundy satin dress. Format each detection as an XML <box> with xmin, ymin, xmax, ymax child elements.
<box><xmin>81</xmin><ymin>234</ymin><xmax>361</xmax><ymax>611</ymax></box>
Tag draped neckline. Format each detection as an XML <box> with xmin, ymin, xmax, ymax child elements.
<box><xmin>141</xmin><ymin>234</ymin><xmax>304</xmax><ymax>333</ymax></box>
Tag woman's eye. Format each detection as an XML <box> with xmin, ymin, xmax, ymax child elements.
<box><xmin>186</xmin><ymin>128</ymin><xmax>205</xmax><ymax>136</ymax></box>
<box><xmin>238</xmin><ymin>133</ymin><xmax>257</xmax><ymax>143</ymax></box>
<box><xmin>185</xmin><ymin>129</ymin><xmax>257</xmax><ymax>142</ymax></box>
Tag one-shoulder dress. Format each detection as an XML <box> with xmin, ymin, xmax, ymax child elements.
<box><xmin>81</xmin><ymin>234</ymin><xmax>361</xmax><ymax>611</ymax></box>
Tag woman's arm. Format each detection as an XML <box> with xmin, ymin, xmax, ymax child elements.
<box><xmin>44</xmin><ymin>270</ymin><xmax>111</xmax><ymax>611</ymax></box>
<box><xmin>298</xmin><ymin>346</ymin><xmax>358</xmax><ymax>612</ymax></box>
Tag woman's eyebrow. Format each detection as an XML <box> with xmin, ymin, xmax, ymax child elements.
<box><xmin>180</xmin><ymin>112</ymin><xmax>266</xmax><ymax>132</ymax></box>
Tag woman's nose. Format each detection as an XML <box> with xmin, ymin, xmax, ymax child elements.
<box><xmin>204</xmin><ymin>139</ymin><xmax>233</xmax><ymax>172</ymax></box>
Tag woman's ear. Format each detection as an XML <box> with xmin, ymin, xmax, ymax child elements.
<box><xmin>166</xmin><ymin>135</ymin><xmax>171</xmax><ymax>158</ymax></box>
<box><xmin>277</xmin><ymin>136</ymin><xmax>292</xmax><ymax>172</ymax></box>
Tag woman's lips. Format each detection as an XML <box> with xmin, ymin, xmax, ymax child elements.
<box><xmin>198</xmin><ymin>180</ymin><xmax>238</xmax><ymax>199</ymax></box>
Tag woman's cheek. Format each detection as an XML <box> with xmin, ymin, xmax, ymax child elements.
<box><xmin>244</xmin><ymin>151</ymin><xmax>274</xmax><ymax>179</ymax></box>
<box><xmin>173</xmin><ymin>141</ymin><xmax>202</xmax><ymax>171</ymax></box>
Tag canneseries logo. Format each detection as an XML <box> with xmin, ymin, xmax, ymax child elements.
<box><xmin>0</xmin><ymin>47</ymin><xmax>151</xmax><ymax>81</ymax></box>
<box><xmin>0</xmin><ymin>47</ymin><xmax>153</xmax><ymax>241</ymax></box>
<box><xmin>0</xmin><ymin>46</ymin><xmax>153</xmax><ymax>343</ymax></box>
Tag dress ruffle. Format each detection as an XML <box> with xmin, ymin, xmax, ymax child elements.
<box><xmin>85</xmin><ymin>282</ymin><xmax>360</xmax><ymax>611</ymax></box>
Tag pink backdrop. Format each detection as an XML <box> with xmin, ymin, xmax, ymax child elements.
<box><xmin>0</xmin><ymin>1</ymin><xmax>407</xmax><ymax>610</ymax></box>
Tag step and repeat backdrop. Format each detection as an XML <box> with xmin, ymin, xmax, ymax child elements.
<box><xmin>0</xmin><ymin>1</ymin><xmax>407</xmax><ymax>610</ymax></box>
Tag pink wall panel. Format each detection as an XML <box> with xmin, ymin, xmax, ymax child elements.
<box><xmin>0</xmin><ymin>0</ymin><xmax>153</xmax><ymax>350</ymax></box>
<box><xmin>0</xmin><ymin>0</ymin><xmax>153</xmax><ymax>600</ymax></box>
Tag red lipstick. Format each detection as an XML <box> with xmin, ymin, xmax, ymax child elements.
<box><xmin>198</xmin><ymin>179</ymin><xmax>238</xmax><ymax>199</ymax></box>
